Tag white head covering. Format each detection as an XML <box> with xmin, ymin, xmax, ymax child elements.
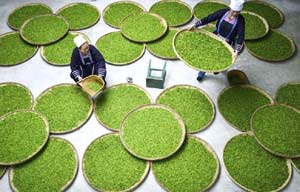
<box><xmin>230</xmin><ymin>0</ymin><xmax>245</xmax><ymax>11</ymax></box>
<box><xmin>74</xmin><ymin>35</ymin><xmax>87</xmax><ymax>48</ymax></box>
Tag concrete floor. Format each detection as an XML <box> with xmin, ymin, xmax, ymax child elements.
<box><xmin>0</xmin><ymin>0</ymin><xmax>300</xmax><ymax>191</ymax></box>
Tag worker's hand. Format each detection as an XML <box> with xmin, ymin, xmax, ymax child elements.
<box><xmin>77</xmin><ymin>76</ymin><xmax>82</xmax><ymax>81</ymax></box>
<box><xmin>233</xmin><ymin>51</ymin><xmax>238</xmax><ymax>60</ymax></box>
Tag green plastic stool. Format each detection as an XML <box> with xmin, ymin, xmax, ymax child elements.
<box><xmin>146</xmin><ymin>60</ymin><xmax>167</xmax><ymax>89</ymax></box>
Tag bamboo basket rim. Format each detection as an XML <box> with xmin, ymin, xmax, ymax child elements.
<box><xmin>56</xmin><ymin>2</ymin><xmax>101</xmax><ymax>31</ymax></box>
<box><xmin>82</xmin><ymin>133</ymin><xmax>150</xmax><ymax>192</ymax></box>
<box><xmin>9</xmin><ymin>136</ymin><xmax>79</xmax><ymax>192</ymax></box>
<box><xmin>96</xmin><ymin>31</ymin><xmax>146</xmax><ymax>65</ymax></box>
<box><xmin>0</xmin><ymin>32</ymin><xmax>38</xmax><ymax>66</ymax></box>
<box><xmin>119</xmin><ymin>104</ymin><xmax>186</xmax><ymax>161</ymax></box>
<box><xmin>222</xmin><ymin>132</ymin><xmax>292</xmax><ymax>192</ymax></box>
<box><xmin>156</xmin><ymin>84</ymin><xmax>215</xmax><ymax>133</ymax></box>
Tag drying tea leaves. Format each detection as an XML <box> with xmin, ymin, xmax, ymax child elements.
<box><xmin>0</xmin><ymin>82</ymin><xmax>33</xmax><ymax>117</ymax></box>
<box><xmin>96</xmin><ymin>31</ymin><xmax>145</xmax><ymax>65</ymax></box>
<box><xmin>218</xmin><ymin>85</ymin><xmax>273</xmax><ymax>132</ymax></box>
<box><xmin>224</xmin><ymin>133</ymin><xmax>291</xmax><ymax>192</ymax></box>
<box><xmin>157</xmin><ymin>85</ymin><xmax>215</xmax><ymax>133</ymax></box>
<box><xmin>149</xmin><ymin>0</ymin><xmax>193</xmax><ymax>26</ymax></box>
<box><xmin>120</xmin><ymin>105</ymin><xmax>186</xmax><ymax>160</ymax></box>
<box><xmin>87</xmin><ymin>81</ymin><xmax>103</xmax><ymax>92</ymax></box>
<box><xmin>10</xmin><ymin>137</ymin><xmax>78</xmax><ymax>192</ymax></box>
<box><xmin>7</xmin><ymin>3</ymin><xmax>52</xmax><ymax>30</ymax></box>
<box><xmin>34</xmin><ymin>84</ymin><xmax>92</xmax><ymax>134</ymax></box>
<box><xmin>83</xmin><ymin>133</ymin><xmax>149</xmax><ymax>191</ymax></box>
<box><xmin>251</xmin><ymin>104</ymin><xmax>300</xmax><ymax>158</ymax></box>
<box><xmin>242</xmin><ymin>11</ymin><xmax>269</xmax><ymax>40</ymax></box>
<box><xmin>0</xmin><ymin>111</ymin><xmax>49</xmax><ymax>165</ymax></box>
<box><xmin>41</xmin><ymin>32</ymin><xmax>89</xmax><ymax>65</ymax></box>
<box><xmin>245</xmin><ymin>30</ymin><xmax>295</xmax><ymax>62</ymax></box>
<box><xmin>194</xmin><ymin>0</ymin><xmax>228</xmax><ymax>20</ymax></box>
<box><xmin>146</xmin><ymin>28</ymin><xmax>178</xmax><ymax>59</ymax></box>
<box><xmin>95</xmin><ymin>84</ymin><xmax>151</xmax><ymax>131</ymax></box>
<box><xmin>20</xmin><ymin>15</ymin><xmax>69</xmax><ymax>45</ymax></box>
<box><xmin>0</xmin><ymin>32</ymin><xmax>38</xmax><ymax>66</ymax></box>
<box><xmin>276</xmin><ymin>82</ymin><xmax>300</xmax><ymax>110</ymax></box>
<box><xmin>121</xmin><ymin>12</ymin><xmax>168</xmax><ymax>42</ymax></box>
<box><xmin>57</xmin><ymin>3</ymin><xmax>100</xmax><ymax>30</ymax></box>
<box><xmin>174</xmin><ymin>29</ymin><xmax>234</xmax><ymax>72</ymax></box>
<box><xmin>243</xmin><ymin>0</ymin><xmax>284</xmax><ymax>28</ymax></box>
<box><xmin>152</xmin><ymin>135</ymin><xmax>219</xmax><ymax>192</ymax></box>
<box><xmin>103</xmin><ymin>1</ymin><xmax>145</xmax><ymax>28</ymax></box>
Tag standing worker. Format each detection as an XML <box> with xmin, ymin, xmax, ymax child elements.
<box><xmin>193</xmin><ymin>0</ymin><xmax>245</xmax><ymax>81</ymax></box>
<box><xmin>70</xmin><ymin>35</ymin><xmax>107</xmax><ymax>83</ymax></box>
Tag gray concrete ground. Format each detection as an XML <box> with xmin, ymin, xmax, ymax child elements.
<box><xmin>0</xmin><ymin>0</ymin><xmax>300</xmax><ymax>191</ymax></box>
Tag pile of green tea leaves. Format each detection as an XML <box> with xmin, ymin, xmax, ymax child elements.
<box><xmin>121</xmin><ymin>12</ymin><xmax>167</xmax><ymax>42</ymax></box>
<box><xmin>57</xmin><ymin>3</ymin><xmax>100</xmax><ymax>30</ymax></box>
<box><xmin>242</xmin><ymin>11</ymin><xmax>268</xmax><ymax>40</ymax></box>
<box><xmin>87</xmin><ymin>81</ymin><xmax>103</xmax><ymax>92</ymax></box>
<box><xmin>20</xmin><ymin>15</ymin><xmax>69</xmax><ymax>45</ymax></box>
<box><xmin>152</xmin><ymin>136</ymin><xmax>219</xmax><ymax>192</ymax></box>
<box><xmin>251</xmin><ymin>104</ymin><xmax>300</xmax><ymax>158</ymax></box>
<box><xmin>146</xmin><ymin>28</ymin><xmax>178</xmax><ymax>59</ymax></box>
<box><xmin>194</xmin><ymin>1</ymin><xmax>228</xmax><ymax>20</ymax></box>
<box><xmin>245</xmin><ymin>30</ymin><xmax>295</xmax><ymax>61</ymax></box>
<box><xmin>149</xmin><ymin>0</ymin><xmax>192</xmax><ymax>26</ymax></box>
<box><xmin>0</xmin><ymin>32</ymin><xmax>38</xmax><ymax>66</ymax></box>
<box><xmin>243</xmin><ymin>0</ymin><xmax>284</xmax><ymax>28</ymax></box>
<box><xmin>276</xmin><ymin>82</ymin><xmax>300</xmax><ymax>110</ymax></box>
<box><xmin>224</xmin><ymin>133</ymin><xmax>291</xmax><ymax>192</ymax></box>
<box><xmin>121</xmin><ymin>105</ymin><xmax>185</xmax><ymax>160</ymax></box>
<box><xmin>0</xmin><ymin>111</ymin><xmax>49</xmax><ymax>165</ymax></box>
<box><xmin>41</xmin><ymin>32</ymin><xmax>88</xmax><ymax>65</ymax></box>
<box><xmin>95</xmin><ymin>84</ymin><xmax>151</xmax><ymax>131</ymax></box>
<box><xmin>7</xmin><ymin>3</ymin><xmax>52</xmax><ymax>30</ymax></box>
<box><xmin>174</xmin><ymin>30</ymin><xmax>233</xmax><ymax>72</ymax></box>
<box><xmin>96</xmin><ymin>32</ymin><xmax>145</xmax><ymax>65</ymax></box>
<box><xmin>157</xmin><ymin>85</ymin><xmax>215</xmax><ymax>133</ymax></box>
<box><xmin>34</xmin><ymin>84</ymin><xmax>92</xmax><ymax>134</ymax></box>
<box><xmin>103</xmin><ymin>1</ymin><xmax>144</xmax><ymax>28</ymax></box>
<box><xmin>0</xmin><ymin>83</ymin><xmax>33</xmax><ymax>116</ymax></box>
<box><xmin>11</xmin><ymin>137</ymin><xmax>78</xmax><ymax>192</ymax></box>
<box><xmin>217</xmin><ymin>85</ymin><xmax>273</xmax><ymax>132</ymax></box>
<box><xmin>83</xmin><ymin>134</ymin><xmax>149</xmax><ymax>191</ymax></box>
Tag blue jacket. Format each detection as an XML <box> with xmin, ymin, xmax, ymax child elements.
<box><xmin>70</xmin><ymin>45</ymin><xmax>106</xmax><ymax>79</ymax></box>
<box><xmin>195</xmin><ymin>9</ymin><xmax>245</xmax><ymax>53</ymax></box>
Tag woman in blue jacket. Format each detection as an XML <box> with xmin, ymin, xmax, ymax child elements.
<box><xmin>194</xmin><ymin>0</ymin><xmax>245</xmax><ymax>81</ymax></box>
<box><xmin>70</xmin><ymin>35</ymin><xmax>106</xmax><ymax>83</ymax></box>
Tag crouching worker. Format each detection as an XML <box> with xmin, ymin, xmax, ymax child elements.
<box><xmin>70</xmin><ymin>35</ymin><xmax>106</xmax><ymax>83</ymax></box>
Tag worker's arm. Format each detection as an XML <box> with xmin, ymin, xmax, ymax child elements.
<box><xmin>235</xmin><ymin>16</ymin><xmax>245</xmax><ymax>54</ymax></box>
<box><xmin>194</xmin><ymin>9</ymin><xmax>228</xmax><ymax>27</ymax></box>
<box><xmin>70</xmin><ymin>48</ymin><xmax>82</xmax><ymax>81</ymax></box>
<box><xmin>90</xmin><ymin>45</ymin><xmax>106</xmax><ymax>79</ymax></box>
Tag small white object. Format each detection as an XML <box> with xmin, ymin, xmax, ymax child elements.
<box><xmin>230</xmin><ymin>0</ymin><xmax>244</xmax><ymax>11</ymax></box>
<box><xmin>74</xmin><ymin>35</ymin><xmax>87</xmax><ymax>48</ymax></box>
<box><xmin>126</xmin><ymin>77</ymin><xmax>133</xmax><ymax>83</ymax></box>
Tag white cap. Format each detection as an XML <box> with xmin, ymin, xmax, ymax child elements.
<box><xmin>74</xmin><ymin>35</ymin><xmax>87</xmax><ymax>48</ymax></box>
<box><xmin>230</xmin><ymin>0</ymin><xmax>244</xmax><ymax>11</ymax></box>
